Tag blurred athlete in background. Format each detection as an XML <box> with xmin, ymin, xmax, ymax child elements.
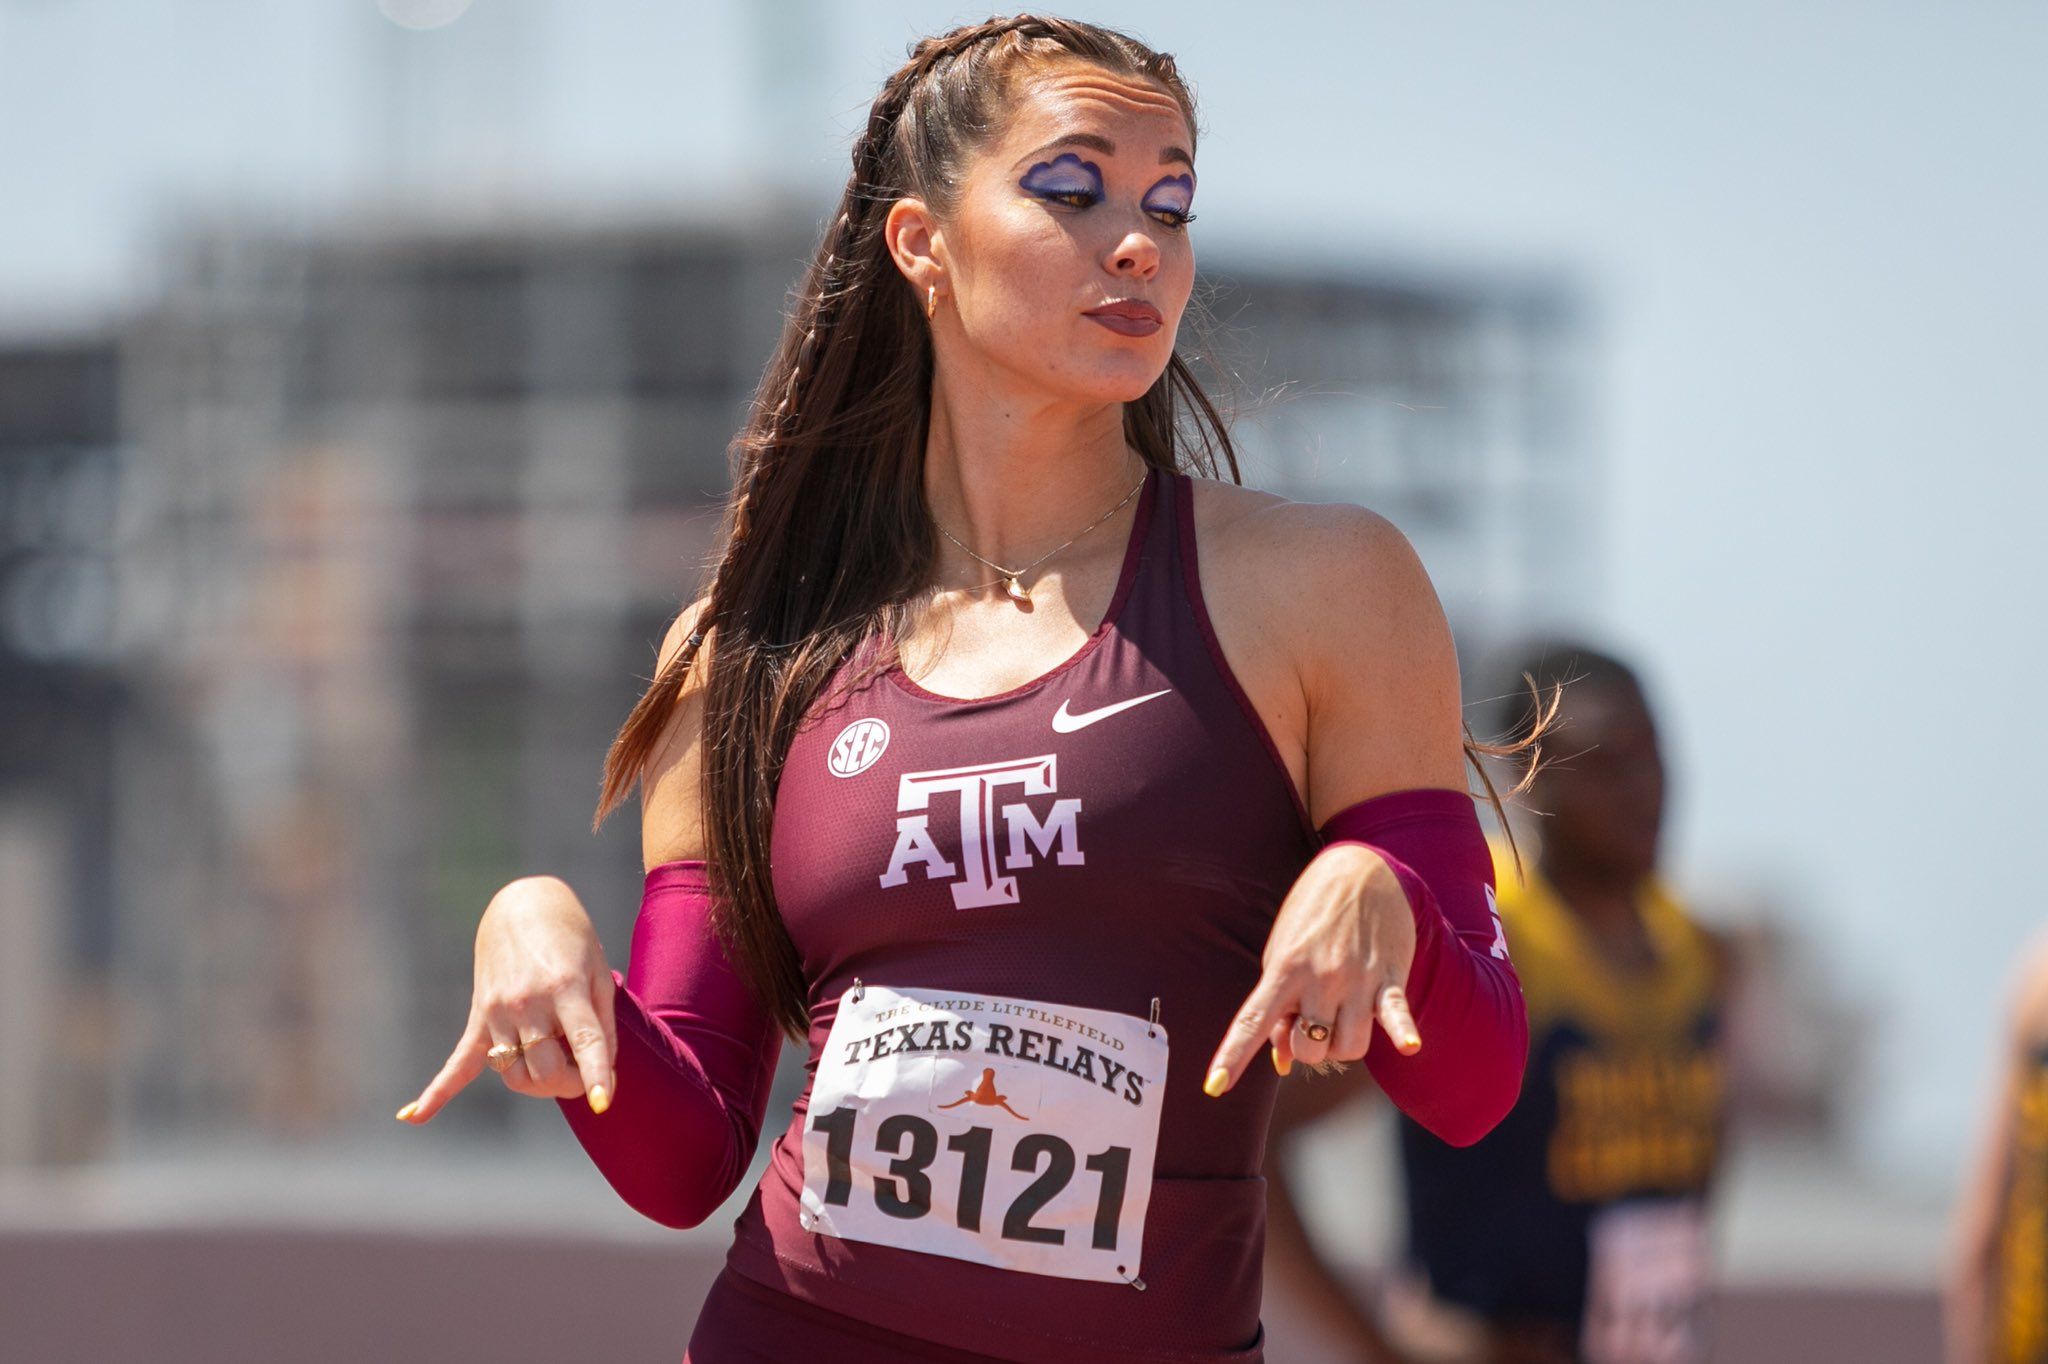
<box><xmin>1948</xmin><ymin>934</ymin><xmax>2048</xmax><ymax>1364</ymax></box>
<box><xmin>1265</xmin><ymin>641</ymin><xmax>1733</xmax><ymax>1364</ymax></box>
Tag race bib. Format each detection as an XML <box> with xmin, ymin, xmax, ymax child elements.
<box><xmin>1582</xmin><ymin>1199</ymin><xmax>1712</xmax><ymax>1364</ymax></box>
<box><xmin>798</xmin><ymin>984</ymin><xmax>1169</xmax><ymax>1284</ymax></box>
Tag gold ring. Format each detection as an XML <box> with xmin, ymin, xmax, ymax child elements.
<box><xmin>485</xmin><ymin>1034</ymin><xmax>561</xmax><ymax>1073</ymax></box>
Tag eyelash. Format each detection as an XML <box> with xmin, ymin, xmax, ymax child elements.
<box><xmin>1043</xmin><ymin>189</ymin><xmax>1197</xmax><ymax>231</ymax></box>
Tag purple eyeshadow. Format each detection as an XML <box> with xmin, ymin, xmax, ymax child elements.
<box><xmin>1143</xmin><ymin>172</ymin><xmax>1195</xmax><ymax>214</ymax></box>
<box><xmin>1019</xmin><ymin>151</ymin><xmax>1104</xmax><ymax>195</ymax></box>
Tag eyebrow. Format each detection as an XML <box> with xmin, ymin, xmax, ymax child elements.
<box><xmin>1014</xmin><ymin>131</ymin><xmax>1194</xmax><ymax>173</ymax></box>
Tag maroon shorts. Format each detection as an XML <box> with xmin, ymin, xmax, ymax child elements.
<box><xmin>684</xmin><ymin>1267</ymin><xmax>1011</xmax><ymax>1362</ymax></box>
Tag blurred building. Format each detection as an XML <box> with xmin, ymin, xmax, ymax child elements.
<box><xmin>10</xmin><ymin>204</ymin><xmax>1589</xmax><ymax>1159</ymax></box>
<box><xmin>1203</xmin><ymin>265</ymin><xmax>1594</xmax><ymax>646</ymax></box>
<box><xmin>104</xmin><ymin>216</ymin><xmax>806</xmax><ymax>1150</ymax></box>
<box><xmin>0</xmin><ymin>336</ymin><xmax>126</xmax><ymax>1164</ymax></box>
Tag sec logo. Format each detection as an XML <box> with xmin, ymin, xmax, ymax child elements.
<box><xmin>827</xmin><ymin>718</ymin><xmax>890</xmax><ymax>778</ymax></box>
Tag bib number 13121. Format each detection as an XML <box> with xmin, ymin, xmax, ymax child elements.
<box><xmin>798</xmin><ymin>984</ymin><xmax>1169</xmax><ymax>1284</ymax></box>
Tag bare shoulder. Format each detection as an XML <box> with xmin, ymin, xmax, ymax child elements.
<box><xmin>1189</xmin><ymin>476</ymin><xmax>1453</xmax><ymax>697</ymax></box>
<box><xmin>1185</xmin><ymin>474</ymin><xmax>1464</xmax><ymax>816</ymax></box>
<box><xmin>1182</xmin><ymin>470</ymin><xmax>1292</xmax><ymax>527</ymax></box>
<box><xmin>639</xmin><ymin>597</ymin><xmax>714</xmax><ymax>871</ymax></box>
<box><xmin>1192</xmin><ymin>472</ymin><xmax>1431</xmax><ymax>586</ymax></box>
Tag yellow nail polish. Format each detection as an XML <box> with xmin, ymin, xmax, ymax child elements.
<box><xmin>589</xmin><ymin>1083</ymin><xmax>610</xmax><ymax>1114</ymax></box>
<box><xmin>1270</xmin><ymin>1048</ymin><xmax>1291</xmax><ymax>1077</ymax></box>
<box><xmin>1203</xmin><ymin>1067</ymin><xmax>1229</xmax><ymax>1097</ymax></box>
<box><xmin>395</xmin><ymin>1102</ymin><xmax>418</xmax><ymax>1122</ymax></box>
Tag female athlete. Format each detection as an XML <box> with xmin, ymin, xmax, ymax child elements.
<box><xmin>396</xmin><ymin>15</ymin><xmax>1534</xmax><ymax>1361</ymax></box>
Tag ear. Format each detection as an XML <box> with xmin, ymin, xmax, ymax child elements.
<box><xmin>884</xmin><ymin>196</ymin><xmax>945</xmax><ymax>296</ymax></box>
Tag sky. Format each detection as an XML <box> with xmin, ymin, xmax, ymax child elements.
<box><xmin>3</xmin><ymin>0</ymin><xmax>2044</xmax><ymax>1186</ymax></box>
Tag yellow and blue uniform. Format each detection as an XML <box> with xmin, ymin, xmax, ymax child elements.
<box><xmin>1994</xmin><ymin>1041</ymin><xmax>2048</xmax><ymax>1363</ymax></box>
<box><xmin>1395</xmin><ymin>841</ymin><xmax>1727</xmax><ymax>1350</ymax></box>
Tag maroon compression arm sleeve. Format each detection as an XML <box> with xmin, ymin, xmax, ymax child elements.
<box><xmin>554</xmin><ymin>860</ymin><xmax>783</xmax><ymax>1229</ymax></box>
<box><xmin>1318</xmin><ymin>787</ymin><xmax>1528</xmax><ymax>1147</ymax></box>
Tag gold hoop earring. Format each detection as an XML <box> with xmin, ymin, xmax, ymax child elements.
<box><xmin>926</xmin><ymin>283</ymin><xmax>938</xmax><ymax>320</ymax></box>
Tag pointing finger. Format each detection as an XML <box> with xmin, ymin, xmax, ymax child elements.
<box><xmin>1206</xmin><ymin>973</ymin><xmax>1288</xmax><ymax>1097</ymax></box>
<box><xmin>399</xmin><ymin>1017</ymin><xmax>489</xmax><ymax>1123</ymax></box>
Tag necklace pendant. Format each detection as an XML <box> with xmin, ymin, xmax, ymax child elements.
<box><xmin>1003</xmin><ymin>575</ymin><xmax>1030</xmax><ymax>604</ymax></box>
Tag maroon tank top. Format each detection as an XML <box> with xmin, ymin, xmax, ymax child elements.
<box><xmin>722</xmin><ymin>464</ymin><xmax>1321</xmax><ymax>1362</ymax></box>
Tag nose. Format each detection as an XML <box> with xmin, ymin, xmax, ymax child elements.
<box><xmin>1108</xmin><ymin>225</ymin><xmax>1161</xmax><ymax>278</ymax></box>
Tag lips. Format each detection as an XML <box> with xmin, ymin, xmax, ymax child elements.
<box><xmin>1085</xmin><ymin>301</ymin><xmax>1163</xmax><ymax>324</ymax></box>
<box><xmin>1084</xmin><ymin>300</ymin><xmax>1163</xmax><ymax>338</ymax></box>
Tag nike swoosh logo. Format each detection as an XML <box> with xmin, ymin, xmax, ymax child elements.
<box><xmin>1051</xmin><ymin>688</ymin><xmax>1174</xmax><ymax>733</ymax></box>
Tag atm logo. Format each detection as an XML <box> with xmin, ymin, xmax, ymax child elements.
<box><xmin>878</xmin><ymin>754</ymin><xmax>1084</xmax><ymax>909</ymax></box>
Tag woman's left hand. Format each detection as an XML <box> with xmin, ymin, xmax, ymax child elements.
<box><xmin>1203</xmin><ymin>842</ymin><xmax>1424</xmax><ymax>1095</ymax></box>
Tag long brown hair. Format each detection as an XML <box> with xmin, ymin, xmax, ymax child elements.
<box><xmin>592</xmin><ymin>14</ymin><xmax>1553</xmax><ymax>1041</ymax></box>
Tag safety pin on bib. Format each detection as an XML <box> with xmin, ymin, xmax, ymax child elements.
<box><xmin>1123</xmin><ymin>996</ymin><xmax>1162</xmax><ymax>1288</ymax></box>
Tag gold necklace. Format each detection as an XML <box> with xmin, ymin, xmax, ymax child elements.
<box><xmin>933</xmin><ymin>464</ymin><xmax>1149</xmax><ymax>606</ymax></box>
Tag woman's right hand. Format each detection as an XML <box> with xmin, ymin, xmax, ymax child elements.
<box><xmin>396</xmin><ymin>874</ymin><xmax>619</xmax><ymax>1124</ymax></box>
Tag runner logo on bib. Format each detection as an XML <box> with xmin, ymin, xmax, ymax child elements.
<box><xmin>799</xmin><ymin>984</ymin><xmax>1169</xmax><ymax>1283</ymax></box>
